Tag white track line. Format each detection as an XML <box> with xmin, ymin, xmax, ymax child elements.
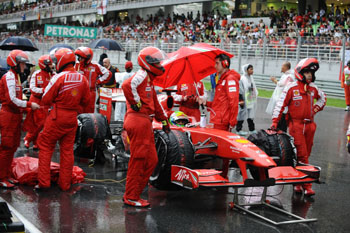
<box><xmin>0</xmin><ymin>197</ymin><xmax>42</xmax><ymax>233</ymax></box>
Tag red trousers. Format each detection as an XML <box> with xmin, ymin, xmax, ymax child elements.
<box><xmin>0</xmin><ymin>110</ymin><xmax>22</xmax><ymax>180</ymax></box>
<box><xmin>83</xmin><ymin>90</ymin><xmax>96</xmax><ymax>113</ymax></box>
<box><xmin>214</xmin><ymin>124</ymin><xmax>230</xmax><ymax>178</ymax></box>
<box><xmin>289</xmin><ymin>120</ymin><xmax>316</xmax><ymax>188</ymax></box>
<box><xmin>123</xmin><ymin>113</ymin><xmax>158</xmax><ymax>200</ymax></box>
<box><xmin>179</xmin><ymin>106</ymin><xmax>200</xmax><ymax>122</ymax></box>
<box><xmin>344</xmin><ymin>84</ymin><xmax>350</xmax><ymax>106</ymax></box>
<box><xmin>37</xmin><ymin>109</ymin><xmax>78</xmax><ymax>191</ymax></box>
<box><xmin>24</xmin><ymin>107</ymin><xmax>48</xmax><ymax>145</ymax></box>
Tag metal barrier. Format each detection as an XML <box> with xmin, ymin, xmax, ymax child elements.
<box><xmin>254</xmin><ymin>74</ymin><xmax>344</xmax><ymax>99</ymax></box>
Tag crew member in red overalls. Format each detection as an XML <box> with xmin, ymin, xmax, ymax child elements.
<box><xmin>23</xmin><ymin>55</ymin><xmax>54</xmax><ymax>149</ymax></box>
<box><xmin>173</xmin><ymin>82</ymin><xmax>207</xmax><ymax>122</ymax></box>
<box><xmin>0</xmin><ymin>50</ymin><xmax>40</xmax><ymax>188</ymax></box>
<box><xmin>207</xmin><ymin>53</ymin><xmax>241</xmax><ymax>178</ymax></box>
<box><xmin>36</xmin><ymin>48</ymin><xmax>90</xmax><ymax>191</ymax></box>
<box><xmin>341</xmin><ymin>60</ymin><xmax>350</xmax><ymax>111</ymax></box>
<box><xmin>122</xmin><ymin>47</ymin><xmax>169</xmax><ymax>207</ymax></box>
<box><xmin>271</xmin><ymin>58</ymin><xmax>327</xmax><ymax>196</ymax></box>
<box><xmin>74</xmin><ymin>47</ymin><xmax>112</xmax><ymax>113</ymax></box>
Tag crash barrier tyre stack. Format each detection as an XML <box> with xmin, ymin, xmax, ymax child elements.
<box><xmin>150</xmin><ymin>130</ymin><xmax>194</xmax><ymax>190</ymax></box>
<box><xmin>247</xmin><ymin>129</ymin><xmax>297</xmax><ymax>180</ymax></box>
<box><xmin>254</xmin><ymin>74</ymin><xmax>344</xmax><ymax>99</ymax></box>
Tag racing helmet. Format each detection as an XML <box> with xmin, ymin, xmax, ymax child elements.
<box><xmin>38</xmin><ymin>55</ymin><xmax>53</xmax><ymax>73</ymax></box>
<box><xmin>169</xmin><ymin>111</ymin><xmax>190</xmax><ymax>127</ymax></box>
<box><xmin>50</xmin><ymin>48</ymin><xmax>75</xmax><ymax>73</ymax></box>
<box><xmin>294</xmin><ymin>58</ymin><xmax>319</xmax><ymax>83</ymax></box>
<box><xmin>75</xmin><ymin>46</ymin><xmax>93</xmax><ymax>65</ymax></box>
<box><xmin>7</xmin><ymin>50</ymin><xmax>29</xmax><ymax>74</ymax></box>
<box><xmin>137</xmin><ymin>47</ymin><xmax>166</xmax><ymax>76</ymax></box>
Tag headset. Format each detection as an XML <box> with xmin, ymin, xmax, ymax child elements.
<box><xmin>222</xmin><ymin>59</ymin><xmax>229</xmax><ymax>68</ymax></box>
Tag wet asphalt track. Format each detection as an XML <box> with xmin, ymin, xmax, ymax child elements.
<box><xmin>1</xmin><ymin>97</ymin><xmax>350</xmax><ymax>233</ymax></box>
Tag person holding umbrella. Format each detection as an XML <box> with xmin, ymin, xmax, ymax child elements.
<box><xmin>207</xmin><ymin>53</ymin><xmax>241</xmax><ymax>178</ymax></box>
<box><xmin>122</xmin><ymin>47</ymin><xmax>169</xmax><ymax>207</ymax></box>
<box><xmin>74</xmin><ymin>47</ymin><xmax>112</xmax><ymax>113</ymax></box>
<box><xmin>173</xmin><ymin>81</ymin><xmax>207</xmax><ymax>122</ymax></box>
<box><xmin>0</xmin><ymin>50</ymin><xmax>40</xmax><ymax>188</ymax></box>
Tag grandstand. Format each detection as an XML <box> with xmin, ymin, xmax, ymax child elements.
<box><xmin>0</xmin><ymin>0</ymin><xmax>349</xmax><ymax>82</ymax></box>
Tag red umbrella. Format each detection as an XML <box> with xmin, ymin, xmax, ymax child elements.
<box><xmin>153</xmin><ymin>43</ymin><xmax>233</xmax><ymax>88</ymax></box>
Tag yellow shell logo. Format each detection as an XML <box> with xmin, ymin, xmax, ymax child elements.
<box><xmin>71</xmin><ymin>89</ymin><xmax>78</xmax><ymax>96</ymax></box>
<box><xmin>236</xmin><ymin>139</ymin><xmax>249</xmax><ymax>144</ymax></box>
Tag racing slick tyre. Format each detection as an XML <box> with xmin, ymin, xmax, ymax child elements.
<box><xmin>247</xmin><ymin>129</ymin><xmax>297</xmax><ymax>180</ymax></box>
<box><xmin>150</xmin><ymin>130</ymin><xmax>194</xmax><ymax>190</ymax></box>
<box><xmin>74</xmin><ymin>113</ymin><xmax>112</xmax><ymax>163</ymax></box>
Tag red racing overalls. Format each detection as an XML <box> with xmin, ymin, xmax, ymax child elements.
<box><xmin>272</xmin><ymin>81</ymin><xmax>326</xmax><ymax>189</ymax></box>
<box><xmin>173</xmin><ymin>82</ymin><xmax>206</xmax><ymax>122</ymax></box>
<box><xmin>75</xmin><ymin>62</ymin><xmax>111</xmax><ymax>113</ymax></box>
<box><xmin>122</xmin><ymin>69</ymin><xmax>168</xmax><ymax>201</ymax></box>
<box><xmin>37</xmin><ymin>68</ymin><xmax>90</xmax><ymax>190</ymax></box>
<box><xmin>23</xmin><ymin>69</ymin><xmax>52</xmax><ymax>146</ymax></box>
<box><xmin>0</xmin><ymin>69</ymin><xmax>33</xmax><ymax>182</ymax></box>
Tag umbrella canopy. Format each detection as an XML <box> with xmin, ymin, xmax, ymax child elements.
<box><xmin>49</xmin><ymin>43</ymin><xmax>74</xmax><ymax>52</ymax></box>
<box><xmin>153</xmin><ymin>43</ymin><xmax>233</xmax><ymax>88</ymax></box>
<box><xmin>88</xmin><ymin>38</ymin><xmax>124</xmax><ymax>51</ymax></box>
<box><xmin>0</xmin><ymin>36</ymin><xmax>38</xmax><ymax>51</ymax></box>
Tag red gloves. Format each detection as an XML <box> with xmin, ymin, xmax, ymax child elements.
<box><xmin>270</xmin><ymin>122</ymin><xmax>278</xmax><ymax>131</ymax></box>
<box><xmin>162</xmin><ymin>120</ymin><xmax>171</xmax><ymax>134</ymax></box>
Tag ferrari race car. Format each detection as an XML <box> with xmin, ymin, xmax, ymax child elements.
<box><xmin>75</xmin><ymin>88</ymin><xmax>321</xmax><ymax>191</ymax></box>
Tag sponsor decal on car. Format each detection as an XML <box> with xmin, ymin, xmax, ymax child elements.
<box><xmin>227</xmin><ymin>135</ymin><xmax>241</xmax><ymax>139</ymax></box>
<box><xmin>236</xmin><ymin>139</ymin><xmax>249</xmax><ymax>144</ymax></box>
<box><xmin>230</xmin><ymin>146</ymin><xmax>243</xmax><ymax>153</ymax></box>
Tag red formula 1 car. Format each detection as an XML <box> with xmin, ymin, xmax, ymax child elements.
<box><xmin>97</xmin><ymin>88</ymin><xmax>321</xmax><ymax>225</ymax></box>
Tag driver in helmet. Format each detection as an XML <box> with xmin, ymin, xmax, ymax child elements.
<box><xmin>75</xmin><ymin>47</ymin><xmax>112</xmax><ymax>113</ymax></box>
<box><xmin>170</xmin><ymin>111</ymin><xmax>190</xmax><ymax>127</ymax></box>
<box><xmin>36</xmin><ymin>48</ymin><xmax>90</xmax><ymax>191</ymax></box>
<box><xmin>0</xmin><ymin>50</ymin><xmax>40</xmax><ymax>188</ymax></box>
<box><xmin>23</xmin><ymin>55</ymin><xmax>54</xmax><ymax>149</ymax></box>
<box><xmin>271</xmin><ymin>58</ymin><xmax>327</xmax><ymax>196</ymax></box>
<box><xmin>122</xmin><ymin>46</ymin><xmax>169</xmax><ymax>207</ymax></box>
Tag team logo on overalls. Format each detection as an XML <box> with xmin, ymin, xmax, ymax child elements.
<box><xmin>71</xmin><ymin>88</ymin><xmax>78</xmax><ymax>96</ymax></box>
<box><xmin>293</xmin><ymin>90</ymin><xmax>300</xmax><ymax>96</ymax></box>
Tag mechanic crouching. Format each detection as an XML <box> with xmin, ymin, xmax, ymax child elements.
<box><xmin>271</xmin><ymin>58</ymin><xmax>326</xmax><ymax>196</ymax></box>
<box><xmin>122</xmin><ymin>47</ymin><xmax>169</xmax><ymax>207</ymax></box>
<box><xmin>0</xmin><ymin>50</ymin><xmax>40</xmax><ymax>188</ymax></box>
<box><xmin>36</xmin><ymin>48</ymin><xmax>90</xmax><ymax>191</ymax></box>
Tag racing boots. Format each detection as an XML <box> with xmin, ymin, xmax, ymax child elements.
<box><xmin>24</xmin><ymin>140</ymin><xmax>30</xmax><ymax>149</ymax></box>
<box><xmin>304</xmin><ymin>187</ymin><xmax>316</xmax><ymax>196</ymax></box>
<box><xmin>0</xmin><ymin>180</ymin><xmax>15</xmax><ymax>189</ymax></box>
<box><xmin>293</xmin><ymin>185</ymin><xmax>303</xmax><ymax>194</ymax></box>
<box><xmin>123</xmin><ymin>196</ymin><xmax>150</xmax><ymax>207</ymax></box>
<box><xmin>236</xmin><ymin>130</ymin><xmax>248</xmax><ymax>136</ymax></box>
